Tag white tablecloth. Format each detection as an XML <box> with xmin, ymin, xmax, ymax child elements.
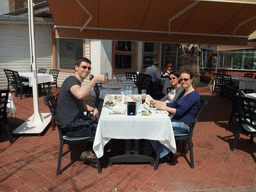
<box><xmin>245</xmin><ymin>93</ymin><xmax>256</xmax><ymax>99</ymax></box>
<box><xmin>232</xmin><ymin>76</ymin><xmax>256</xmax><ymax>91</ymax></box>
<box><xmin>19</xmin><ymin>72</ymin><xmax>54</xmax><ymax>86</ymax></box>
<box><xmin>93</xmin><ymin>94</ymin><xmax>176</xmax><ymax>158</ymax></box>
<box><xmin>7</xmin><ymin>93</ymin><xmax>16</xmax><ymax>117</ymax></box>
<box><xmin>98</xmin><ymin>79</ymin><xmax>138</xmax><ymax>99</ymax></box>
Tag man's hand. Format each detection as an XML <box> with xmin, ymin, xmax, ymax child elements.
<box><xmin>95</xmin><ymin>74</ymin><xmax>105</xmax><ymax>83</ymax></box>
<box><xmin>93</xmin><ymin>108</ymin><xmax>100</xmax><ymax>122</ymax></box>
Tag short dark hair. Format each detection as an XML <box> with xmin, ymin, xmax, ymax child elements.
<box><xmin>74</xmin><ymin>58</ymin><xmax>91</xmax><ymax>67</ymax></box>
<box><xmin>169</xmin><ymin>71</ymin><xmax>180</xmax><ymax>78</ymax></box>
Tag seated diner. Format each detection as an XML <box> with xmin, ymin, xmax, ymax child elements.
<box><xmin>160</xmin><ymin>71</ymin><xmax>184</xmax><ymax>103</ymax></box>
<box><xmin>150</xmin><ymin>70</ymin><xmax>200</xmax><ymax>164</ymax></box>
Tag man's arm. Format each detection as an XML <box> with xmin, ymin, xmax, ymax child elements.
<box><xmin>70</xmin><ymin>74</ymin><xmax>105</xmax><ymax>100</ymax></box>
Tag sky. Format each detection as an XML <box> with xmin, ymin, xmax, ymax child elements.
<box><xmin>0</xmin><ymin>0</ymin><xmax>9</xmax><ymax>15</ymax></box>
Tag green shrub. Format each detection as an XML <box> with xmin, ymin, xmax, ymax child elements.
<box><xmin>196</xmin><ymin>82</ymin><xmax>208</xmax><ymax>87</ymax></box>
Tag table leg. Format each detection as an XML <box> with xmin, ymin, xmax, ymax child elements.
<box><xmin>109</xmin><ymin>139</ymin><xmax>154</xmax><ymax>166</ymax></box>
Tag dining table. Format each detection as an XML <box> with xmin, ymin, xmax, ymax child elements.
<box><xmin>93</xmin><ymin>94</ymin><xmax>176</xmax><ymax>170</ymax></box>
<box><xmin>231</xmin><ymin>76</ymin><xmax>256</xmax><ymax>92</ymax></box>
<box><xmin>97</xmin><ymin>79</ymin><xmax>138</xmax><ymax>99</ymax></box>
<box><xmin>19</xmin><ymin>72</ymin><xmax>54</xmax><ymax>86</ymax></box>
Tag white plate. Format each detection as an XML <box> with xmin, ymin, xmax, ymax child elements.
<box><xmin>143</xmin><ymin>103</ymin><xmax>157</xmax><ymax>110</ymax></box>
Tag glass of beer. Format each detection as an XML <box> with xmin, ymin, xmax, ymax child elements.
<box><xmin>141</xmin><ymin>89</ymin><xmax>146</xmax><ymax>104</ymax></box>
<box><xmin>104</xmin><ymin>72</ymin><xmax>109</xmax><ymax>84</ymax></box>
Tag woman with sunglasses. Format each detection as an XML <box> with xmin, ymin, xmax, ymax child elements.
<box><xmin>160</xmin><ymin>71</ymin><xmax>184</xmax><ymax>103</ymax></box>
<box><xmin>150</xmin><ymin>70</ymin><xmax>200</xmax><ymax>165</ymax></box>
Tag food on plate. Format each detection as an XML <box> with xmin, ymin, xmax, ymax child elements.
<box><xmin>109</xmin><ymin>95</ymin><xmax>122</xmax><ymax>102</ymax></box>
<box><xmin>145</xmin><ymin>102</ymin><xmax>155</xmax><ymax>108</ymax></box>
<box><xmin>105</xmin><ymin>100</ymin><xmax>116</xmax><ymax>107</ymax></box>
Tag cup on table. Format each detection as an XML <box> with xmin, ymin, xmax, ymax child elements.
<box><xmin>104</xmin><ymin>72</ymin><xmax>109</xmax><ymax>84</ymax></box>
<box><xmin>141</xmin><ymin>89</ymin><xmax>146</xmax><ymax>104</ymax></box>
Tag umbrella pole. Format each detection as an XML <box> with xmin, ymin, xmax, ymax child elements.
<box><xmin>13</xmin><ymin>0</ymin><xmax>51</xmax><ymax>134</ymax></box>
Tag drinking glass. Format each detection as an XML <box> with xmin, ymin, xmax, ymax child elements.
<box><xmin>141</xmin><ymin>89</ymin><xmax>146</xmax><ymax>104</ymax></box>
<box><xmin>104</xmin><ymin>72</ymin><xmax>109</xmax><ymax>84</ymax></box>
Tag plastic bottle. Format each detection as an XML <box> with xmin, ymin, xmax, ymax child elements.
<box><xmin>124</xmin><ymin>82</ymin><xmax>128</xmax><ymax>95</ymax></box>
<box><xmin>128</xmin><ymin>82</ymin><xmax>133</xmax><ymax>95</ymax></box>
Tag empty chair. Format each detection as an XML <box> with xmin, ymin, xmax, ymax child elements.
<box><xmin>212</xmin><ymin>73</ymin><xmax>223</xmax><ymax>95</ymax></box>
<box><xmin>231</xmin><ymin>95</ymin><xmax>256</xmax><ymax>151</ymax></box>
<box><xmin>43</xmin><ymin>95</ymin><xmax>102</xmax><ymax>175</ymax></box>
<box><xmin>48</xmin><ymin>69</ymin><xmax>60</xmax><ymax>88</ymax></box>
<box><xmin>244</xmin><ymin>73</ymin><xmax>254</xmax><ymax>78</ymax></box>
<box><xmin>136</xmin><ymin>74</ymin><xmax>151</xmax><ymax>94</ymax></box>
<box><xmin>3</xmin><ymin>69</ymin><xmax>30</xmax><ymax>99</ymax></box>
<box><xmin>226</xmin><ymin>86</ymin><xmax>244</xmax><ymax>129</ymax></box>
<box><xmin>125</xmin><ymin>72</ymin><xmax>138</xmax><ymax>84</ymax></box>
<box><xmin>38</xmin><ymin>68</ymin><xmax>47</xmax><ymax>73</ymax></box>
<box><xmin>0</xmin><ymin>89</ymin><xmax>13</xmax><ymax>143</ymax></box>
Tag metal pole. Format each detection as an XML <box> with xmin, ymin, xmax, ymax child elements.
<box><xmin>28</xmin><ymin>0</ymin><xmax>42</xmax><ymax>123</ymax></box>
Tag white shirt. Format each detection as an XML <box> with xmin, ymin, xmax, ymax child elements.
<box><xmin>145</xmin><ymin>65</ymin><xmax>161</xmax><ymax>82</ymax></box>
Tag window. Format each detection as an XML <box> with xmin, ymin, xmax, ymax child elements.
<box><xmin>162</xmin><ymin>44</ymin><xmax>176</xmax><ymax>71</ymax></box>
<box><xmin>113</xmin><ymin>41</ymin><xmax>137</xmax><ymax>74</ymax></box>
<box><xmin>202</xmin><ymin>49</ymin><xmax>256</xmax><ymax>70</ymax></box>
<box><xmin>56</xmin><ymin>38</ymin><xmax>83</xmax><ymax>69</ymax></box>
<box><xmin>143</xmin><ymin>42</ymin><xmax>159</xmax><ymax>68</ymax></box>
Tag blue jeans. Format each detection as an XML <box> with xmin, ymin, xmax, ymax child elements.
<box><xmin>150</xmin><ymin>120</ymin><xmax>190</xmax><ymax>158</ymax></box>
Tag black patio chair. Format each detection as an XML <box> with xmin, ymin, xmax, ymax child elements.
<box><xmin>38</xmin><ymin>68</ymin><xmax>47</xmax><ymax>73</ymax></box>
<box><xmin>155</xmin><ymin>97</ymin><xmax>208</xmax><ymax>170</ymax></box>
<box><xmin>226</xmin><ymin>86</ymin><xmax>245</xmax><ymax>129</ymax></box>
<box><xmin>43</xmin><ymin>95</ymin><xmax>102</xmax><ymax>175</ymax></box>
<box><xmin>48</xmin><ymin>69</ymin><xmax>60</xmax><ymax>88</ymax></box>
<box><xmin>244</xmin><ymin>73</ymin><xmax>254</xmax><ymax>78</ymax></box>
<box><xmin>222</xmin><ymin>75</ymin><xmax>237</xmax><ymax>97</ymax></box>
<box><xmin>231</xmin><ymin>95</ymin><xmax>256</xmax><ymax>151</ymax></box>
<box><xmin>125</xmin><ymin>72</ymin><xmax>138</xmax><ymax>84</ymax></box>
<box><xmin>0</xmin><ymin>89</ymin><xmax>13</xmax><ymax>143</ymax></box>
<box><xmin>4</xmin><ymin>69</ymin><xmax>30</xmax><ymax>99</ymax></box>
<box><xmin>136</xmin><ymin>74</ymin><xmax>151</xmax><ymax>94</ymax></box>
<box><xmin>212</xmin><ymin>73</ymin><xmax>223</xmax><ymax>95</ymax></box>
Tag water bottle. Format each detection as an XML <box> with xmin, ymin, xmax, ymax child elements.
<box><xmin>124</xmin><ymin>82</ymin><xmax>129</xmax><ymax>95</ymax></box>
<box><xmin>128</xmin><ymin>82</ymin><xmax>133</xmax><ymax>95</ymax></box>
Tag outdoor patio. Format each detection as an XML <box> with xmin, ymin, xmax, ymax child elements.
<box><xmin>0</xmin><ymin>91</ymin><xmax>255</xmax><ymax>192</ymax></box>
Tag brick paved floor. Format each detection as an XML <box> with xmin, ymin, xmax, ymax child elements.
<box><xmin>0</xmin><ymin>91</ymin><xmax>255</xmax><ymax>192</ymax></box>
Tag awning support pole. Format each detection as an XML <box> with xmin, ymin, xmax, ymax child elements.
<box><xmin>76</xmin><ymin>0</ymin><xmax>92</xmax><ymax>32</ymax></box>
<box><xmin>168</xmin><ymin>1</ymin><xmax>199</xmax><ymax>36</ymax></box>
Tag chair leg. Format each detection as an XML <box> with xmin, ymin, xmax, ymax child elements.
<box><xmin>57</xmin><ymin>139</ymin><xmax>64</xmax><ymax>175</ymax></box>
<box><xmin>189</xmin><ymin>138</ymin><xmax>194</xmax><ymax>169</ymax></box>
<box><xmin>5</xmin><ymin>122</ymin><xmax>13</xmax><ymax>143</ymax></box>
<box><xmin>249</xmin><ymin>134</ymin><xmax>254</xmax><ymax>145</ymax></box>
<box><xmin>96</xmin><ymin>158</ymin><xmax>102</xmax><ymax>174</ymax></box>
<box><xmin>227</xmin><ymin>111</ymin><xmax>235</xmax><ymax>130</ymax></box>
<box><xmin>154</xmin><ymin>141</ymin><xmax>161</xmax><ymax>170</ymax></box>
<box><xmin>231</xmin><ymin>126</ymin><xmax>241</xmax><ymax>151</ymax></box>
<box><xmin>20</xmin><ymin>87</ymin><xmax>23</xmax><ymax>100</ymax></box>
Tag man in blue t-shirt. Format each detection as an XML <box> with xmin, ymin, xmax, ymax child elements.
<box><xmin>56</xmin><ymin>58</ymin><xmax>105</xmax><ymax>160</ymax></box>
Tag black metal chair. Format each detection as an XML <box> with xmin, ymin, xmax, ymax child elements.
<box><xmin>155</xmin><ymin>97</ymin><xmax>208</xmax><ymax>170</ymax></box>
<box><xmin>125</xmin><ymin>72</ymin><xmax>138</xmax><ymax>84</ymax></box>
<box><xmin>43</xmin><ymin>95</ymin><xmax>102</xmax><ymax>175</ymax></box>
<box><xmin>38</xmin><ymin>68</ymin><xmax>47</xmax><ymax>73</ymax></box>
<box><xmin>222</xmin><ymin>75</ymin><xmax>237</xmax><ymax>97</ymax></box>
<box><xmin>48</xmin><ymin>69</ymin><xmax>60</xmax><ymax>88</ymax></box>
<box><xmin>94</xmin><ymin>83</ymin><xmax>103</xmax><ymax>108</ymax></box>
<box><xmin>0</xmin><ymin>89</ymin><xmax>13</xmax><ymax>143</ymax></box>
<box><xmin>244</xmin><ymin>73</ymin><xmax>254</xmax><ymax>78</ymax></box>
<box><xmin>4</xmin><ymin>69</ymin><xmax>30</xmax><ymax>99</ymax></box>
<box><xmin>213</xmin><ymin>73</ymin><xmax>223</xmax><ymax>95</ymax></box>
<box><xmin>226</xmin><ymin>86</ymin><xmax>245</xmax><ymax>129</ymax></box>
<box><xmin>136</xmin><ymin>74</ymin><xmax>151</xmax><ymax>94</ymax></box>
<box><xmin>231</xmin><ymin>95</ymin><xmax>256</xmax><ymax>151</ymax></box>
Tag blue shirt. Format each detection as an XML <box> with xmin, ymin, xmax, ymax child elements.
<box><xmin>167</xmin><ymin>91</ymin><xmax>200</xmax><ymax>124</ymax></box>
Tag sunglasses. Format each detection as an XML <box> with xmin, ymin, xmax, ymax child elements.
<box><xmin>80</xmin><ymin>66</ymin><xmax>92</xmax><ymax>70</ymax></box>
<box><xmin>179</xmin><ymin>78</ymin><xmax>189</xmax><ymax>82</ymax></box>
<box><xmin>169</xmin><ymin>77</ymin><xmax>176</xmax><ymax>80</ymax></box>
